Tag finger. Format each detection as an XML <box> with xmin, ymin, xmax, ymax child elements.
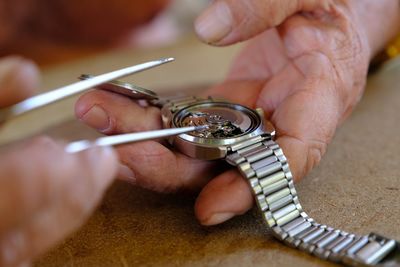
<box><xmin>75</xmin><ymin>90</ymin><xmax>162</xmax><ymax>134</ymax></box>
<box><xmin>203</xmin><ymin>80</ymin><xmax>265</xmax><ymax>108</ymax></box>
<box><xmin>195</xmin><ymin>169</ymin><xmax>254</xmax><ymax>225</ymax></box>
<box><xmin>117</xmin><ymin>141</ymin><xmax>217</xmax><ymax>192</ymax></box>
<box><xmin>0</xmin><ymin>56</ymin><xmax>40</xmax><ymax>107</ymax></box>
<box><xmin>224</xmin><ymin>29</ymin><xmax>289</xmax><ymax>82</ymax></box>
<box><xmin>262</xmin><ymin>52</ymin><xmax>342</xmax><ymax>181</ymax></box>
<box><xmin>0</xmin><ymin>136</ymin><xmax>118</xmax><ymax>230</ymax></box>
<box><xmin>0</xmin><ymin>137</ymin><xmax>118</xmax><ymax>266</ymax></box>
<box><xmin>195</xmin><ymin>0</ymin><xmax>331</xmax><ymax>45</ymax></box>
<box><xmin>195</xmin><ymin>50</ymin><xmax>346</xmax><ymax>226</ymax></box>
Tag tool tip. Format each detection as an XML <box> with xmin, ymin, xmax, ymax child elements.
<box><xmin>194</xmin><ymin>125</ymin><xmax>209</xmax><ymax>131</ymax></box>
<box><xmin>161</xmin><ymin>57</ymin><xmax>175</xmax><ymax>63</ymax></box>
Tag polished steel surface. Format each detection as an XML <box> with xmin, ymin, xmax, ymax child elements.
<box><xmin>79</xmin><ymin>74</ymin><xmax>158</xmax><ymax>100</ymax></box>
<box><xmin>227</xmin><ymin>137</ymin><xmax>400</xmax><ymax>266</ymax></box>
<box><xmin>65</xmin><ymin>126</ymin><xmax>204</xmax><ymax>153</ymax></box>
<box><xmin>0</xmin><ymin>58</ymin><xmax>174</xmax><ymax>123</ymax></box>
<box><xmin>162</xmin><ymin>97</ymin><xmax>269</xmax><ymax>160</ymax></box>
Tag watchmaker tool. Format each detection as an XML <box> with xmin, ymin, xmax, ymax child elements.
<box><xmin>0</xmin><ymin>57</ymin><xmax>174</xmax><ymax>123</ymax></box>
<box><xmin>65</xmin><ymin>125</ymin><xmax>207</xmax><ymax>153</ymax></box>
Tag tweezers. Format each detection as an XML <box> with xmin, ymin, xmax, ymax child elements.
<box><xmin>0</xmin><ymin>57</ymin><xmax>206</xmax><ymax>151</ymax></box>
<box><xmin>65</xmin><ymin>125</ymin><xmax>207</xmax><ymax>153</ymax></box>
<box><xmin>0</xmin><ymin>57</ymin><xmax>174</xmax><ymax>123</ymax></box>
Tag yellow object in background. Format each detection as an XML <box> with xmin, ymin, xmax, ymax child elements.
<box><xmin>386</xmin><ymin>35</ymin><xmax>400</xmax><ymax>58</ymax></box>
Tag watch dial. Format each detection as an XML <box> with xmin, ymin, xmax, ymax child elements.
<box><xmin>173</xmin><ymin>102</ymin><xmax>261</xmax><ymax>139</ymax></box>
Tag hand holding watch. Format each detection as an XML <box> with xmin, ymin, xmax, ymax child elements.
<box><xmin>75</xmin><ymin>74</ymin><xmax>400</xmax><ymax>267</ymax></box>
<box><xmin>2</xmin><ymin>58</ymin><xmax>397</xmax><ymax>266</ymax></box>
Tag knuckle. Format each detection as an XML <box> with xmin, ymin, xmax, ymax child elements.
<box><xmin>118</xmin><ymin>143</ymin><xmax>181</xmax><ymax>193</ymax></box>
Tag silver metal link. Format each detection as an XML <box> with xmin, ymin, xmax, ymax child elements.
<box><xmin>287</xmin><ymin>221</ymin><xmax>313</xmax><ymax>238</ymax></box>
<box><xmin>281</xmin><ymin>217</ymin><xmax>305</xmax><ymax>232</ymax></box>
<box><xmin>246</xmin><ymin>147</ymin><xmax>274</xmax><ymax>163</ymax></box>
<box><xmin>345</xmin><ymin>236</ymin><xmax>369</xmax><ymax>255</ymax></box>
<box><xmin>273</xmin><ymin>204</ymin><xmax>297</xmax><ymax>220</ymax></box>
<box><xmin>330</xmin><ymin>235</ymin><xmax>355</xmax><ymax>254</ymax></box>
<box><xmin>302</xmin><ymin>227</ymin><xmax>326</xmax><ymax>243</ymax></box>
<box><xmin>259</xmin><ymin>171</ymin><xmax>286</xmax><ymax>188</ymax></box>
<box><xmin>262</xmin><ymin>179</ymin><xmax>288</xmax><ymax>195</ymax></box>
<box><xmin>326</xmin><ymin>234</ymin><xmax>351</xmax><ymax>252</ymax></box>
<box><xmin>252</xmin><ymin>155</ymin><xmax>278</xmax><ymax>170</ymax></box>
<box><xmin>266</xmin><ymin>188</ymin><xmax>291</xmax><ymax>205</ymax></box>
<box><xmin>316</xmin><ymin>231</ymin><xmax>340</xmax><ymax>248</ymax></box>
<box><xmin>269</xmin><ymin>194</ymin><xmax>294</xmax><ymax>211</ymax></box>
<box><xmin>227</xmin><ymin>137</ymin><xmax>399</xmax><ymax>266</ymax></box>
<box><xmin>360</xmin><ymin>239</ymin><xmax>396</xmax><ymax>265</ymax></box>
<box><xmin>276</xmin><ymin>210</ymin><xmax>301</xmax><ymax>226</ymax></box>
<box><xmin>256</xmin><ymin>162</ymin><xmax>283</xmax><ymax>178</ymax></box>
<box><xmin>356</xmin><ymin>242</ymin><xmax>383</xmax><ymax>262</ymax></box>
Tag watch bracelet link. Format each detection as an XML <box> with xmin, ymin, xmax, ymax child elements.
<box><xmin>163</xmin><ymin>96</ymin><xmax>400</xmax><ymax>266</ymax></box>
<box><xmin>226</xmin><ymin>136</ymin><xmax>400</xmax><ymax>267</ymax></box>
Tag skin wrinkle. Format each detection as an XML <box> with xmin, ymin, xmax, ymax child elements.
<box><xmin>75</xmin><ymin>0</ymin><xmax>400</xmax><ymax>228</ymax></box>
<box><xmin>258</xmin><ymin>51</ymin><xmax>331</xmax><ymax>113</ymax></box>
<box><xmin>270</xmin><ymin>70</ymin><xmax>339</xmax><ymax>177</ymax></box>
<box><xmin>228</xmin><ymin>1</ymin><xmax>277</xmax><ymax>43</ymax></box>
<box><xmin>280</xmin><ymin>6</ymin><xmax>365</xmax><ymax>117</ymax></box>
<box><xmin>257</xmin><ymin>30</ymin><xmax>287</xmax><ymax>78</ymax></box>
<box><xmin>322</xmin><ymin>0</ymin><xmax>371</xmax><ymax>109</ymax></box>
<box><xmin>123</xmin><ymin>144</ymin><xmax>182</xmax><ymax>193</ymax></box>
<box><xmin>328</xmin><ymin>33</ymin><xmax>367</xmax><ymax>118</ymax></box>
<box><xmin>177</xmin><ymin>156</ymin><xmax>206</xmax><ymax>192</ymax></box>
<box><xmin>226</xmin><ymin>29</ymin><xmax>289</xmax><ymax>82</ymax></box>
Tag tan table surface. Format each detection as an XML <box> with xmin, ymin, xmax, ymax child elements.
<box><xmin>3</xmin><ymin>37</ymin><xmax>400</xmax><ymax>267</ymax></box>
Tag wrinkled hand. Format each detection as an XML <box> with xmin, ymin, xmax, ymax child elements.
<box><xmin>75</xmin><ymin>1</ymin><xmax>399</xmax><ymax>226</ymax></box>
<box><xmin>0</xmin><ymin>57</ymin><xmax>118</xmax><ymax>266</ymax></box>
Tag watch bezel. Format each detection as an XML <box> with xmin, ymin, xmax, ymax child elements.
<box><xmin>167</xmin><ymin>100</ymin><xmax>271</xmax><ymax>160</ymax></box>
<box><xmin>173</xmin><ymin>101</ymin><xmax>264</xmax><ymax>146</ymax></box>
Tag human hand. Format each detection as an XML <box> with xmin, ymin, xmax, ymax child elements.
<box><xmin>75</xmin><ymin>0</ymin><xmax>400</xmax><ymax>226</ymax></box>
<box><xmin>0</xmin><ymin>56</ymin><xmax>118</xmax><ymax>266</ymax></box>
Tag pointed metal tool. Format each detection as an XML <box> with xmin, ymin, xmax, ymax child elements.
<box><xmin>65</xmin><ymin>125</ymin><xmax>207</xmax><ymax>153</ymax></box>
<box><xmin>0</xmin><ymin>57</ymin><xmax>174</xmax><ymax>123</ymax></box>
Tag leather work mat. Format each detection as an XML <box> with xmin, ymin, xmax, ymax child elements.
<box><xmin>36</xmin><ymin>65</ymin><xmax>400</xmax><ymax>267</ymax></box>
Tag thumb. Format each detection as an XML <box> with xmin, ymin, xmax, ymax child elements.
<box><xmin>195</xmin><ymin>0</ymin><xmax>331</xmax><ymax>45</ymax></box>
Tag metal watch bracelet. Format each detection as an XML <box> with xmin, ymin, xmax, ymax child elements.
<box><xmin>226</xmin><ymin>136</ymin><xmax>400</xmax><ymax>267</ymax></box>
<box><xmin>162</xmin><ymin>96</ymin><xmax>400</xmax><ymax>267</ymax></box>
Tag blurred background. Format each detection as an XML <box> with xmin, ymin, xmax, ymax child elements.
<box><xmin>0</xmin><ymin>0</ymin><xmax>211</xmax><ymax>65</ymax></box>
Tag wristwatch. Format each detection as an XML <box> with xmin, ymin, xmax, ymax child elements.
<box><xmin>81</xmin><ymin>76</ymin><xmax>400</xmax><ymax>266</ymax></box>
<box><xmin>160</xmin><ymin>96</ymin><xmax>400</xmax><ymax>267</ymax></box>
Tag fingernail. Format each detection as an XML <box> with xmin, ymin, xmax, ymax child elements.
<box><xmin>195</xmin><ymin>1</ymin><xmax>233</xmax><ymax>44</ymax></box>
<box><xmin>202</xmin><ymin>212</ymin><xmax>235</xmax><ymax>226</ymax></box>
<box><xmin>118</xmin><ymin>163</ymin><xmax>136</xmax><ymax>184</ymax></box>
<box><xmin>81</xmin><ymin>105</ymin><xmax>110</xmax><ymax>131</ymax></box>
